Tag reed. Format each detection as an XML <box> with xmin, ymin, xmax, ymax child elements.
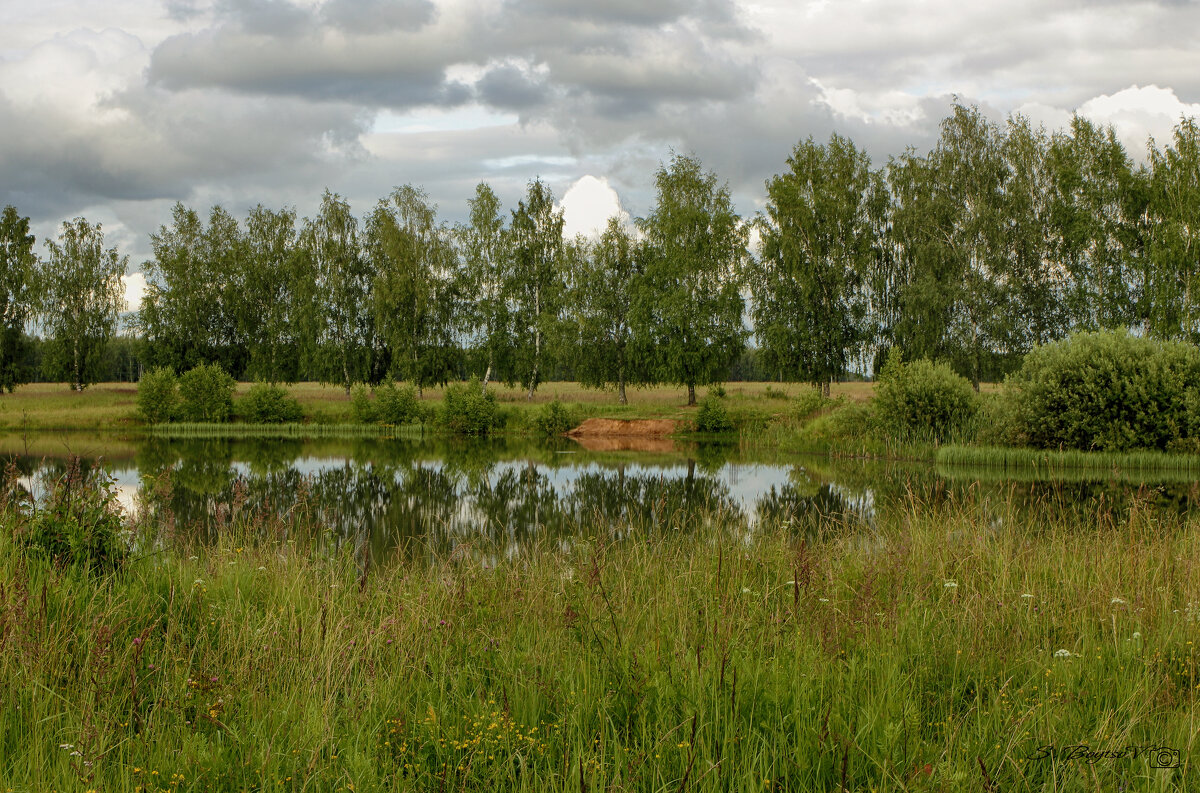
<box><xmin>937</xmin><ymin>444</ymin><xmax>1200</xmax><ymax>476</ymax></box>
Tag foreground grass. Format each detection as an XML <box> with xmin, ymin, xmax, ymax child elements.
<box><xmin>3</xmin><ymin>490</ymin><xmax>1198</xmax><ymax>791</ymax></box>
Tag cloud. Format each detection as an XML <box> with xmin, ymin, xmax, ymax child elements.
<box><xmin>1077</xmin><ymin>84</ymin><xmax>1200</xmax><ymax>155</ymax></box>
<box><xmin>321</xmin><ymin>0</ymin><xmax>436</xmax><ymax>33</ymax></box>
<box><xmin>123</xmin><ymin>272</ymin><xmax>147</xmax><ymax>312</ymax></box>
<box><xmin>559</xmin><ymin>176</ymin><xmax>628</xmax><ymax>240</ymax></box>
<box><xmin>2</xmin><ymin>0</ymin><xmax>1200</xmax><ymax>258</ymax></box>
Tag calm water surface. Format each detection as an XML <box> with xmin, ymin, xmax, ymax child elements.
<box><xmin>6</xmin><ymin>433</ymin><xmax>1199</xmax><ymax>561</ymax></box>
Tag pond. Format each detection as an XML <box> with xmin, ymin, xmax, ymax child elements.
<box><xmin>5</xmin><ymin>433</ymin><xmax>1199</xmax><ymax>563</ymax></box>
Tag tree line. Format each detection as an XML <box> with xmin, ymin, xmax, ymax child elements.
<box><xmin>2</xmin><ymin>104</ymin><xmax>1198</xmax><ymax>400</ymax></box>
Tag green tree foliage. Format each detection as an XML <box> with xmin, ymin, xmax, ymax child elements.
<box><xmin>139</xmin><ymin>204</ymin><xmax>246</xmax><ymax>375</ymax></box>
<box><xmin>1007</xmin><ymin>329</ymin><xmax>1200</xmax><ymax>452</ymax></box>
<box><xmin>40</xmin><ymin>218</ymin><xmax>127</xmax><ymax>391</ymax></box>
<box><xmin>0</xmin><ymin>206</ymin><xmax>38</xmax><ymax>392</ymax></box>
<box><xmin>1046</xmin><ymin>116</ymin><xmax>1141</xmax><ymax>331</ymax></box>
<box><xmin>568</xmin><ymin>218</ymin><xmax>647</xmax><ymax>403</ymax></box>
<box><xmin>508</xmin><ymin>178</ymin><xmax>565</xmax><ymax>399</ymax></box>
<box><xmin>299</xmin><ymin>191</ymin><xmax>376</xmax><ymax>393</ymax></box>
<box><xmin>241</xmin><ymin>205</ymin><xmax>304</xmax><ymax>383</ymax></box>
<box><xmin>753</xmin><ymin>134</ymin><xmax>880</xmax><ymax>396</ymax></box>
<box><xmin>458</xmin><ymin>183</ymin><xmax>510</xmax><ymax>393</ymax></box>
<box><xmin>998</xmin><ymin>116</ymin><xmax>1065</xmax><ymax>353</ymax></box>
<box><xmin>637</xmin><ymin>153</ymin><xmax>748</xmax><ymax>405</ymax></box>
<box><xmin>1144</xmin><ymin>118</ymin><xmax>1200</xmax><ymax>343</ymax></box>
<box><xmin>368</xmin><ymin>185</ymin><xmax>459</xmax><ymax>394</ymax></box>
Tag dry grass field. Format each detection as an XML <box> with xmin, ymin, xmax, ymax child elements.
<box><xmin>0</xmin><ymin>380</ymin><xmax>886</xmax><ymax>431</ymax></box>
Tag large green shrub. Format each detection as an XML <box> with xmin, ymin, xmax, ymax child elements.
<box><xmin>535</xmin><ymin>400</ymin><xmax>574</xmax><ymax>436</ymax></box>
<box><xmin>1007</xmin><ymin>330</ymin><xmax>1200</xmax><ymax>452</ymax></box>
<box><xmin>376</xmin><ymin>383</ymin><xmax>425</xmax><ymax>425</ymax></box>
<box><xmin>178</xmin><ymin>363</ymin><xmax>236</xmax><ymax>422</ymax></box>
<box><xmin>694</xmin><ymin>395</ymin><xmax>735</xmax><ymax>433</ymax></box>
<box><xmin>439</xmin><ymin>377</ymin><xmax>499</xmax><ymax>436</ymax></box>
<box><xmin>11</xmin><ymin>463</ymin><xmax>127</xmax><ymax>574</ymax></box>
<box><xmin>237</xmin><ymin>382</ymin><xmax>303</xmax><ymax>424</ymax></box>
<box><xmin>137</xmin><ymin>367</ymin><xmax>178</xmax><ymax>424</ymax></box>
<box><xmin>873</xmin><ymin>353</ymin><xmax>978</xmax><ymax>442</ymax></box>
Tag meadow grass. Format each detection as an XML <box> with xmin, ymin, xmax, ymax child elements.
<box><xmin>148</xmin><ymin>423</ymin><xmax>426</xmax><ymax>440</ymax></box>
<box><xmin>2</xmin><ymin>475</ymin><xmax>1197</xmax><ymax>791</ymax></box>
<box><xmin>0</xmin><ymin>381</ymin><xmax>877</xmax><ymax>432</ymax></box>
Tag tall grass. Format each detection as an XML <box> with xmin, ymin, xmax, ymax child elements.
<box><xmin>1</xmin><ymin>473</ymin><xmax>1197</xmax><ymax>791</ymax></box>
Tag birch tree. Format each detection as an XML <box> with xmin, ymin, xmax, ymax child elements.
<box><xmin>41</xmin><ymin>218</ymin><xmax>126</xmax><ymax>390</ymax></box>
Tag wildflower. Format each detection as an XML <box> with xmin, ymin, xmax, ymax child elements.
<box><xmin>1111</xmin><ymin>597</ymin><xmax>1127</xmax><ymax>605</ymax></box>
<box><xmin>1131</xmin><ymin>632</ymin><xmax>1142</xmax><ymax>640</ymax></box>
<box><xmin>944</xmin><ymin>580</ymin><xmax>958</xmax><ymax>589</ymax></box>
<box><xmin>819</xmin><ymin>598</ymin><xmax>829</xmax><ymax>603</ymax></box>
<box><xmin>1021</xmin><ymin>593</ymin><xmax>1033</xmax><ymax>599</ymax></box>
<box><xmin>1054</xmin><ymin>649</ymin><xmax>1073</xmax><ymax>659</ymax></box>
<box><xmin>59</xmin><ymin>744</ymin><xmax>73</xmax><ymax>750</ymax></box>
<box><xmin>741</xmin><ymin>587</ymin><xmax>751</xmax><ymax>594</ymax></box>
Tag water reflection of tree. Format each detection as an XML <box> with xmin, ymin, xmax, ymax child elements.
<box><xmin>567</xmin><ymin>462</ymin><xmax>744</xmax><ymax>535</ymax></box>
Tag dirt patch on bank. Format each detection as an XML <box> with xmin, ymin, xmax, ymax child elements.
<box><xmin>566</xmin><ymin>418</ymin><xmax>681</xmax><ymax>438</ymax></box>
<box><xmin>570</xmin><ymin>435</ymin><xmax>679</xmax><ymax>453</ymax></box>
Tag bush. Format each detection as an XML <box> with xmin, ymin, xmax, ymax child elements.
<box><xmin>178</xmin><ymin>363</ymin><xmax>236</xmax><ymax>422</ymax></box>
<box><xmin>376</xmin><ymin>383</ymin><xmax>425</xmax><ymax>425</ymax></box>
<box><xmin>350</xmin><ymin>384</ymin><xmax>376</xmax><ymax>423</ymax></box>
<box><xmin>439</xmin><ymin>377</ymin><xmax>499</xmax><ymax>435</ymax></box>
<box><xmin>873</xmin><ymin>353</ymin><xmax>978</xmax><ymax>442</ymax></box>
<box><xmin>694</xmin><ymin>395</ymin><xmax>735</xmax><ymax>433</ymax></box>
<box><xmin>137</xmin><ymin>367</ymin><xmax>178</xmax><ymax>424</ymax></box>
<box><xmin>11</xmin><ymin>462</ymin><xmax>127</xmax><ymax>574</ymax></box>
<box><xmin>237</xmin><ymin>382</ymin><xmax>304</xmax><ymax>424</ymax></box>
<box><xmin>1007</xmin><ymin>330</ymin><xmax>1200</xmax><ymax>452</ymax></box>
<box><xmin>709</xmin><ymin>384</ymin><xmax>727</xmax><ymax>399</ymax></box>
<box><xmin>535</xmin><ymin>400</ymin><xmax>574</xmax><ymax>436</ymax></box>
<box><xmin>790</xmin><ymin>386</ymin><xmax>827</xmax><ymax>422</ymax></box>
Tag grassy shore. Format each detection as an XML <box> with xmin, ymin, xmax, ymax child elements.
<box><xmin>2</xmin><ymin>479</ymin><xmax>1197</xmax><ymax>791</ymax></box>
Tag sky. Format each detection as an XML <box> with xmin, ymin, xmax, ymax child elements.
<box><xmin>2</xmin><ymin>0</ymin><xmax>1199</xmax><ymax>310</ymax></box>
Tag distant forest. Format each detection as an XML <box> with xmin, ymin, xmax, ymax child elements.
<box><xmin>1</xmin><ymin>103</ymin><xmax>1198</xmax><ymax>400</ymax></box>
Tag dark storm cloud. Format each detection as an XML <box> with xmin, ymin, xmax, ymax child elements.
<box><xmin>149</xmin><ymin>27</ymin><xmax>472</xmax><ymax>106</ymax></box>
<box><xmin>146</xmin><ymin>0</ymin><xmax>755</xmax><ymax>109</ymax></box>
<box><xmin>476</xmin><ymin>64</ymin><xmax>551</xmax><ymax>111</ymax></box>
